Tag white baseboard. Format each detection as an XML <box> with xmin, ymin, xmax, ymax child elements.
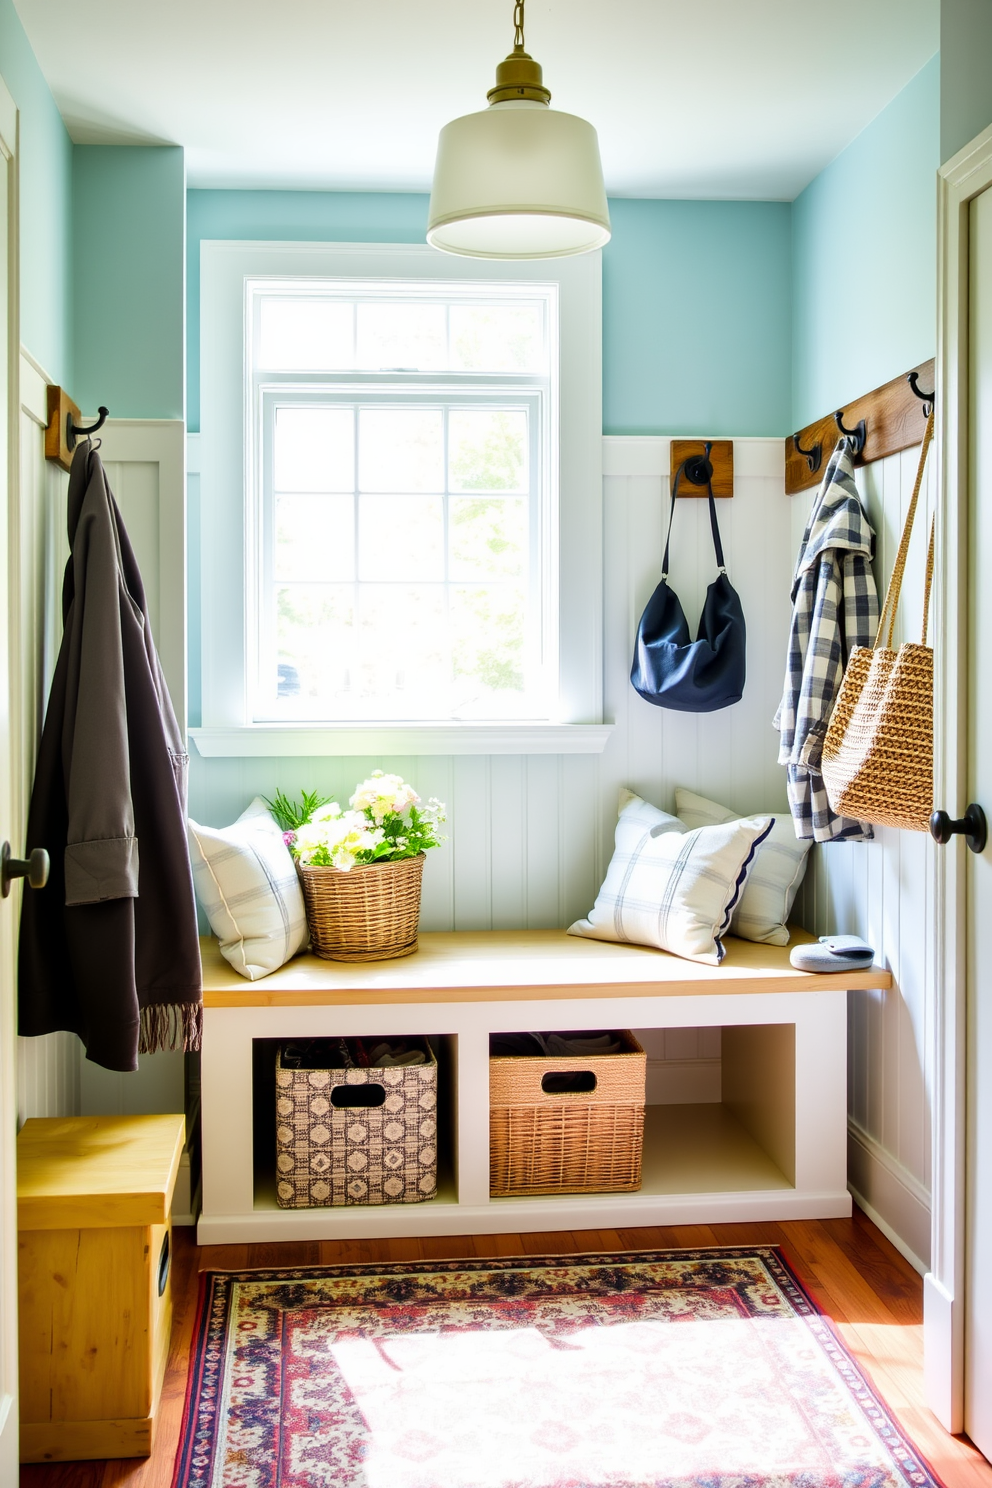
<box><xmin>848</xmin><ymin>1184</ymin><xmax>927</xmax><ymax>1276</ymax></box>
<box><xmin>847</xmin><ymin>1119</ymin><xmax>930</xmax><ymax>1274</ymax></box>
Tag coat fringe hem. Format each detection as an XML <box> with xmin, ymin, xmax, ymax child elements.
<box><xmin>139</xmin><ymin>1000</ymin><xmax>203</xmax><ymax>1055</ymax></box>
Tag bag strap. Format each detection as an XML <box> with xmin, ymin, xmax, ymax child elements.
<box><xmin>921</xmin><ymin>513</ymin><xmax>936</xmax><ymax>647</ymax></box>
<box><xmin>662</xmin><ymin>443</ymin><xmax>728</xmax><ymax>581</ymax></box>
<box><xmin>874</xmin><ymin>408</ymin><xmax>935</xmax><ymax>650</ymax></box>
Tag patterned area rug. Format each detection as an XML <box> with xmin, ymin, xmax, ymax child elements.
<box><xmin>173</xmin><ymin>1248</ymin><xmax>941</xmax><ymax>1488</ymax></box>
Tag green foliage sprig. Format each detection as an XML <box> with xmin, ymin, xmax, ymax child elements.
<box><xmin>263</xmin><ymin>787</ymin><xmax>332</xmax><ymax>834</ymax></box>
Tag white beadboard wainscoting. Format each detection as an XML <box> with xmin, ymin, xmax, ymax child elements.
<box><xmin>792</xmin><ymin>441</ymin><xmax>938</xmax><ymax>1272</ymax></box>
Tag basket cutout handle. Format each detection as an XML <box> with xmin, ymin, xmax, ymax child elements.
<box><xmin>541</xmin><ymin>1070</ymin><xmax>597</xmax><ymax>1096</ymax></box>
<box><xmin>331</xmin><ymin>1084</ymin><xmax>387</xmax><ymax>1108</ymax></box>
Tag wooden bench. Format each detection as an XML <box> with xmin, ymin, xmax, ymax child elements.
<box><xmin>197</xmin><ymin>929</ymin><xmax>891</xmax><ymax>1244</ymax></box>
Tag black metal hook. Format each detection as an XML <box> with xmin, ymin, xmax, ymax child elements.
<box><xmin>67</xmin><ymin>406</ymin><xmax>109</xmax><ymax>452</ymax></box>
<box><xmin>907</xmin><ymin>371</ymin><xmax>935</xmax><ymax>418</ymax></box>
<box><xmin>834</xmin><ymin>409</ymin><xmax>867</xmax><ymax>457</ymax></box>
<box><xmin>681</xmin><ymin>440</ymin><xmax>714</xmax><ymax>487</ymax></box>
<box><xmin>792</xmin><ymin>429</ymin><xmax>822</xmax><ymax>476</ymax></box>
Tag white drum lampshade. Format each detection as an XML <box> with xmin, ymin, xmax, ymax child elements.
<box><xmin>427</xmin><ymin>3</ymin><xmax>611</xmax><ymax>260</ymax></box>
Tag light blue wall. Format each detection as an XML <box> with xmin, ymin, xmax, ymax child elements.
<box><xmin>186</xmin><ymin>189</ymin><xmax>793</xmax><ymax>436</ymax></box>
<box><xmin>941</xmin><ymin>0</ymin><xmax>992</xmax><ymax>163</ymax></box>
<box><xmin>0</xmin><ymin>0</ymin><xmax>72</xmax><ymax>382</ymax></box>
<box><xmin>187</xmin><ymin>190</ymin><xmax>428</xmax><ymax>433</ymax></box>
<box><xmin>603</xmin><ymin>199</ymin><xmax>792</xmax><ymax>436</ymax></box>
<box><xmin>791</xmin><ymin>55</ymin><xmax>939</xmax><ymax>431</ymax></box>
<box><xmin>73</xmin><ymin>146</ymin><xmax>185</xmax><ymax>419</ymax></box>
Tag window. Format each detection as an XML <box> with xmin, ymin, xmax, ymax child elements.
<box><xmin>251</xmin><ymin>282</ymin><xmax>553</xmax><ymax>723</ymax></box>
<box><xmin>196</xmin><ymin>243</ymin><xmax>606</xmax><ymax>755</ymax></box>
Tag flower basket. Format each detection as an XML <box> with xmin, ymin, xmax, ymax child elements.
<box><xmin>297</xmin><ymin>853</ymin><xmax>425</xmax><ymax>962</ymax></box>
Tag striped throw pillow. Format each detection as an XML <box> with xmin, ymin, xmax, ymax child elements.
<box><xmin>568</xmin><ymin>791</ymin><xmax>773</xmax><ymax>965</ymax></box>
<box><xmin>188</xmin><ymin>798</ymin><xmax>309</xmax><ymax>979</ymax></box>
<box><xmin>675</xmin><ymin>787</ymin><xmax>811</xmax><ymax>947</ymax></box>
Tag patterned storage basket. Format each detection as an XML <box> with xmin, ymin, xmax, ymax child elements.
<box><xmin>275</xmin><ymin>1040</ymin><xmax>438</xmax><ymax>1207</ymax></box>
<box><xmin>489</xmin><ymin>1031</ymin><xmax>646</xmax><ymax>1197</ymax></box>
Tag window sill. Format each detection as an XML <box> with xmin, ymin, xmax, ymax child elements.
<box><xmin>188</xmin><ymin>723</ymin><xmax>615</xmax><ymax>758</ymax></box>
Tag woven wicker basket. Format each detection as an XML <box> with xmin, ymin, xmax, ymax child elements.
<box><xmin>489</xmin><ymin>1030</ymin><xmax>646</xmax><ymax>1196</ymax></box>
<box><xmin>297</xmin><ymin>854</ymin><xmax>425</xmax><ymax>961</ymax></box>
<box><xmin>821</xmin><ymin>641</ymin><xmax>934</xmax><ymax>830</ymax></box>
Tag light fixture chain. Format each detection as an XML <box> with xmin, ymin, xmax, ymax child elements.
<box><xmin>513</xmin><ymin>0</ymin><xmax>525</xmax><ymax>51</ymax></box>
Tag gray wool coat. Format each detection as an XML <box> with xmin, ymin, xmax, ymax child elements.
<box><xmin>18</xmin><ymin>442</ymin><xmax>201</xmax><ymax>1073</ymax></box>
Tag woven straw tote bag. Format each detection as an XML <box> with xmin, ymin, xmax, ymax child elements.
<box><xmin>820</xmin><ymin>410</ymin><xmax>935</xmax><ymax>831</ymax></box>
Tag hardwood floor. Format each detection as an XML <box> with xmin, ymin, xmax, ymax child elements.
<box><xmin>19</xmin><ymin>1207</ymin><xmax>992</xmax><ymax>1488</ymax></box>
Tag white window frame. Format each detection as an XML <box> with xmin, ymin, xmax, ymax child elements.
<box><xmin>193</xmin><ymin>240</ymin><xmax>609</xmax><ymax>757</ymax></box>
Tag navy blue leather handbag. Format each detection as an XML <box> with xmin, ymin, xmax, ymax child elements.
<box><xmin>630</xmin><ymin>456</ymin><xmax>746</xmax><ymax>712</ymax></box>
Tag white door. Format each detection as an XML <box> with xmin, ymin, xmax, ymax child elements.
<box><xmin>0</xmin><ymin>74</ymin><xmax>20</xmax><ymax>1477</ymax></box>
<box><xmin>965</xmin><ymin>183</ymin><xmax>992</xmax><ymax>1461</ymax></box>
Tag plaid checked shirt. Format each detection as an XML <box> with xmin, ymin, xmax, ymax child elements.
<box><xmin>774</xmin><ymin>440</ymin><xmax>879</xmax><ymax>842</ymax></box>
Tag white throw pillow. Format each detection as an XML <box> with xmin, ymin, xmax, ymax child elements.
<box><xmin>568</xmin><ymin>791</ymin><xmax>773</xmax><ymax>965</ymax></box>
<box><xmin>675</xmin><ymin>787</ymin><xmax>811</xmax><ymax>947</ymax></box>
<box><xmin>187</xmin><ymin>798</ymin><xmax>309</xmax><ymax>980</ymax></box>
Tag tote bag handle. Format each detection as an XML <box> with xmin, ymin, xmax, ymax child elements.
<box><xmin>662</xmin><ymin>445</ymin><xmax>728</xmax><ymax>581</ymax></box>
<box><xmin>874</xmin><ymin>409</ymin><xmax>936</xmax><ymax>651</ymax></box>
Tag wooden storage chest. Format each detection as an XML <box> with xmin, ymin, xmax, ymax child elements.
<box><xmin>17</xmin><ymin>1113</ymin><xmax>185</xmax><ymax>1463</ymax></box>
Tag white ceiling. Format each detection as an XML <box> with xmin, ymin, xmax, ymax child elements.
<box><xmin>14</xmin><ymin>0</ymin><xmax>938</xmax><ymax>200</ymax></box>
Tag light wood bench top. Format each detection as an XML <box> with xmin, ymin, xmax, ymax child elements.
<box><xmin>200</xmin><ymin>930</ymin><xmax>892</xmax><ymax>1008</ymax></box>
<box><xmin>17</xmin><ymin>1114</ymin><xmax>186</xmax><ymax>1230</ymax></box>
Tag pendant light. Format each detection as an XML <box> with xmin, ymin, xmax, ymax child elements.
<box><xmin>427</xmin><ymin>0</ymin><xmax>611</xmax><ymax>259</ymax></box>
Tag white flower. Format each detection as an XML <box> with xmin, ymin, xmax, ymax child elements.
<box><xmin>293</xmin><ymin>809</ymin><xmax>384</xmax><ymax>870</ymax></box>
<box><xmin>351</xmin><ymin>772</ymin><xmax>420</xmax><ymax>822</ymax></box>
<box><xmin>311</xmin><ymin>801</ymin><xmax>342</xmax><ymax>822</ymax></box>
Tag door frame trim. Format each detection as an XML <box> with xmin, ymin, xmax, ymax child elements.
<box><xmin>928</xmin><ymin>121</ymin><xmax>992</xmax><ymax>1432</ymax></box>
<box><xmin>0</xmin><ymin>69</ymin><xmax>18</xmax><ymax>1475</ymax></box>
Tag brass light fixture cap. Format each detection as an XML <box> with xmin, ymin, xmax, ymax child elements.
<box><xmin>487</xmin><ymin>47</ymin><xmax>551</xmax><ymax>105</ymax></box>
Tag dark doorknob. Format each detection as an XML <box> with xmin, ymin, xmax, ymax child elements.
<box><xmin>929</xmin><ymin>804</ymin><xmax>988</xmax><ymax>854</ymax></box>
<box><xmin>1</xmin><ymin>843</ymin><xmax>50</xmax><ymax>898</ymax></box>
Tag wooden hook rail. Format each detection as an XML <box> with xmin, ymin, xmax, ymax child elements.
<box><xmin>785</xmin><ymin>357</ymin><xmax>935</xmax><ymax>496</ymax></box>
<box><xmin>44</xmin><ymin>387</ymin><xmax>110</xmax><ymax>472</ymax></box>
